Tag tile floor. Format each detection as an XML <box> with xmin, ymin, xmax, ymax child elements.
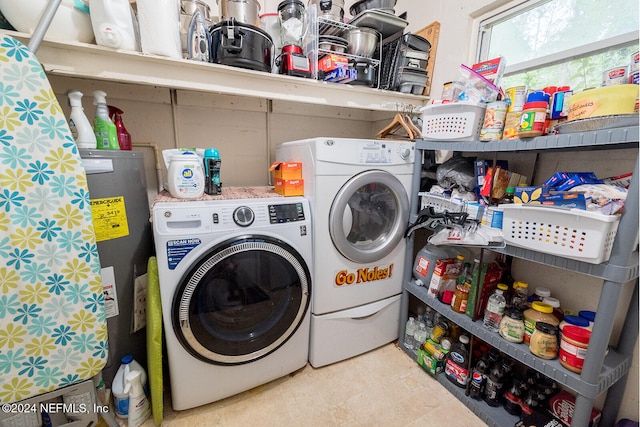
<box><xmin>136</xmin><ymin>342</ymin><xmax>484</xmax><ymax>427</ymax></box>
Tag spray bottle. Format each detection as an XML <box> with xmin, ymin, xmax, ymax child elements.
<box><xmin>93</xmin><ymin>90</ymin><xmax>119</xmax><ymax>150</ymax></box>
<box><xmin>123</xmin><ymin>370</ymin><xmax>150</xmax><ymax>427</ymax></box>
<box><xmin>65</xmin><ymin>89</ymin><xmax>96</xmax><ymax>149</ymax></box>
<box><xmin>108</xmin><ymin>105</ymin><xmax>132</xmax><ymax>150</ymax></box>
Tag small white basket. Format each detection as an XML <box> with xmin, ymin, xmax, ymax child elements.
<box><xmin>501</xmin><ymin>205</ymin><xmax>620</xmax><ymax>264</ymax></box>
<box><xmin>420</xmin><ymin>101</ymin><xmax>487</xmax><ymax>141</ymax></box>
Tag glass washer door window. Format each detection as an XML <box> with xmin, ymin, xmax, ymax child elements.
<box><xmin>173</xmin><ymin>236</ymin><xmax>311</xmax><ymax>365</ymax></box>
<box><xmin>329</xmin><ymin>169</ymin><xmax>410</xmax><ymax>264</ymax></box>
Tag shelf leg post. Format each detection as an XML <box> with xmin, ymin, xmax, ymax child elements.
<box><xmin>599</xmin><ymin>278</ymin><xmax>639</xmax><ymax>427</ymax></box>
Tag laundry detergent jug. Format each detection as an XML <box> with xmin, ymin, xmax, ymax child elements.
<box><xmin>89</xmin><ymin>0</ymin><xmax>139</xmax><ymax>51</ymax></box>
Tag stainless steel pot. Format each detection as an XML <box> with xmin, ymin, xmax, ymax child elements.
<box><xmin>217</xmin><ymin>0</ymin><xmax>261</xmax><ymax>26</ymax></box>
<box><xmin>349</xmin><ymin>0</ymin><xmax>396</xmax><ymax>17</ymax></box>
<box><xmin>345</xmin><ymin>27</ymin><xmax>379</xmax><ymax>58</ymax></box>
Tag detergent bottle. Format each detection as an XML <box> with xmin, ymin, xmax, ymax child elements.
<box><xmin>89</xmin><ymin>0</ymin><xmax>139</xmax><ymax>51</ymax></box>
<box><xmin>65</xmin><ymin>89</ymin><xmax>96</xmax><ymax>149</ymax></box>
<box><xmin>108</xmin><ymin>105</ymin><xmax>132</xmax><ymax>150</ymax></box>
<box><xmin>123</xmin><ymin>370</ymin><xmax>150</xmax><ymax>427</ymax></box>
<box><xmin>93</xmin><ymin>91</ymin><xmax>119</xmax><ymax>150</ymax></box>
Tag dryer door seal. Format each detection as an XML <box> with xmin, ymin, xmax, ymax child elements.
<box><xmin>329</xmin><ymin>169</ymin><xmax>409</xmax><ymax>263</ymax></box>
<box><xmin>173</xmin><ymin>235</ymin><xmax>311</xmax><ymax>365</ymax></box>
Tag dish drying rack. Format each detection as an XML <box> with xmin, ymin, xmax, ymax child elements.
<box><xmin>304</xmin><ymin>5</ymin><xmax>381</xmax><ymax>87</ymax></box>
<box><xmin>406</xmin><ymin>192</ymin><xmax>505</xmax><ymax>247</ymax></box>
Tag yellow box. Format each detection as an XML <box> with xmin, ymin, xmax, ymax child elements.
<box><xmin>274</xmin><ymin>178</ymin><xmax>304</xmax><ymax>196</ymax></box>
<box><xmin>269</xmin><ymin>161</ymin><xmax>302</xmax><ymax>180</ymax></box>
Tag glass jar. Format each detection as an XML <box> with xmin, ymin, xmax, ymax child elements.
<box><xmin>499</xmin><ymin>308</ymin><xmax>525</xmax><ymax>343</ymax></box>
<box><xmin>510</xmin><ymin>280</ymin><xmax>529</xmax><ymax>310</ymax></box>
<box><xmin>523</xmin><ymin>301</ymin><xmax>559</xmax><ymax>345</ymax></box>
<box><xmin>529</xmin><ymin>321</ymin><xmax>558</xmax><ymax>360</ymax></box>
<box><xmin>451</xmin><ymin>284</ymin><xmax>470</xmax><ymax>313</ymax></box>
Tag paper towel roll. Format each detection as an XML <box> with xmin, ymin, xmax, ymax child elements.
<box><xmin>137</xmin><ymin>0</ymin><xmax>182</xmax><ymax>59</ymax></box>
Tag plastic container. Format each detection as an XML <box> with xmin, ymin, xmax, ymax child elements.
<box><xmin>510</xmin><ymin>280</ymin><xmax>529</xmax><ymax>310</ymax></box>
<box><xmin>529</xmin><ymin>321</ymin><xmax>558</xmax><ymax>360</ymax></box>
<box><xmin>559</xmin><ymin>314</ymin><xmax>590</xmax><ymax>338</ymax></box>
<box><xmin>518</xmin><ymin>100</ymin><xmax>548</xmax><ymax>138</ymax></box>
<box><xmin>93</xmin><ymin>91</ymin><xmax>119</xmax><ymax>150</ymax></box>
<box><xmin>89</xmin><ymin>0</ymin><xmax>139</xmax><ymax>51</ymax></box>
<box><xmin>567</xmin><ymin>84</ymin><xmax>640</xmax><ymax>120</ymax></box>
<box><xmin>501</xmin><ymin>204</ymin><xmax>621</xmax><ymax>264</ymax></box>
<box><xmin>412</xmin><ymin>244</ymin><xmax>456</xmax><ymax>288</ymax></box>
<box><xmin>112</xmin><ymin>355</ymin><xmax>148</xmax><ymax>418</ymax></box>
<box><xmin>0</xmin><ymin>0</ymin><xmax>94</xmax><ymax>43</ymax></box>
<box><xmin>579</xmin><ymin>310</ymin><xmax>597</xmax><ymax>330</ymax></box>
<box><xmin>542</xmin><ymin>296</ymin><xmax>563</xmax><ymax>322</ymax></box>
<box><xmin>483</xmin><ymin>283</ymin><xmax>508</xmax><ymax>333</ymax></box>
<box><xmin>403</xmin><ymin>316</ymin><xmax>417</xmax><ymax>352</ymax></box>
<box><xmin>523</xmin><ymin>301</ymin><xmax>559</xmax><ymax>345</ymax></box>
<box><xmin>499</xmin><ymin>307</ymin><xmax>525</xmax><ymax>343</ymax></box>
<box><xmin>420</xmin><ymin>101</ymin><xmax>487</xmax><ymax>141</ymax></box>
<box><xmin>444</xmin><ymin>334</ymin><xmax>470</xmax><ymax>388</ymax></box>
<box><xmin>66</xmin><ymin>89</ymin><xmax>96</xmax><ymax>149</ymax></box>
<box><xmin>167</xmin><ymin>152</ymin><xmax>205</xmax><ymax>199</ymax></box>
<box><xmin>559</xmin><ymin>325</ymin><xmax>591</xmax><ymax>373</ymax></box>
<box><xmin>124</xmin><ymin>370</ymin><xmax>150</xmax><ymax>427</ymax></box>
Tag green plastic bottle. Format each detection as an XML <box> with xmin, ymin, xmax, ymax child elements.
<box><xmin>93</xmin><ymin>90</ymin><xmax>119</xmax><ymax>150</ymax></box>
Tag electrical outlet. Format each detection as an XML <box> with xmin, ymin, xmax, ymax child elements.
<box><xmin>132</xmin><ymin>273</ymin><xmax>148</xmax><ymax>333</ymax></box>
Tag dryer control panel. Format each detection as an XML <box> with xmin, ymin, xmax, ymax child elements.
<box><xmin>269</xmin><ymin>202</ymin><xmax>306</xmax><ymax>223</ymax></box>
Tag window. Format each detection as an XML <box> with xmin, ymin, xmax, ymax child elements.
<box><xmin>477</xmin><ymin>0</ymin><xmax>639</xmax><ymax>91</ymax></box>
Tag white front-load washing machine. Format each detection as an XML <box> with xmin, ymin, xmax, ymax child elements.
<box><xmin>276</xmin><ymin>137</ymin><xmax>414</xmax><ymax>367</ymax></box>
<box><xmin>152</xmin><ymin>196</ymin><xmax>312</xmax><ymax>410</ymax></box>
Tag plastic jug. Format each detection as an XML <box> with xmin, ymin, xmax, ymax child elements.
<box><xmin>89</xmin><ymin>0</ymin><xmax>139</xmax><ymax>51</ymax></box>
<box><xmin>112</xmin><ymin>355</ymin><xmax>148</xmax><ymax>418</ymax></box>
<box><xmin>65</xmin><ymin>89</ymin><xmax>96</xmax><ymax>149</ymax></box>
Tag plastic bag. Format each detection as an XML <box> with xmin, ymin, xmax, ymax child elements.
<box><xmin>436</xmin><ymin>156</ymin><xmax>476</xmax><ymax>191</ymax></box>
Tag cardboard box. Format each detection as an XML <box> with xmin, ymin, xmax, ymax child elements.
<box><xmin>416</xmin><ymin>346</ymin><xmax>446</xmax><ymax>376</ymax></box>
<box><xmin>547</xmin><ymin>390</ymin><xmax>602</xmax><ymax>427</ymax></box>
<box><xmin>274</xmin><ymin>178</ymin><xmax>304</xmax><ymax>196</ymax></box>
<box><xmin>465</xmin><ymin>261</ymin><xmax>503</xmax><ymax>320</ymax></box>
<box><xmin>318</xmin><ymin>54</ymin><xmax>349</xmax><ymax>73</ymax></box>
<box><xmin>269</xmin><ymin>161</ymin><xmax>302</xmax><ymax>180</ymax></box>
<box><xmin>513</xmin><ymin>186</ymin><xmax>587</xmax><ymax>209</ymax></box>
<box><xmin>472</xmin><ymin>56</ymin><xmax>506</xmax><ymax>88</ymax></box>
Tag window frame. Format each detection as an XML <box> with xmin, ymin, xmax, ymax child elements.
<box><xmin>474</xmin><ymin>0</ymin><xmax>639</xmax><ymax>77</ymax></box>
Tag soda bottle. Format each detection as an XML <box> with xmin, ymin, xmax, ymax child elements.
<box><xmin>444</xmin><ymin>335</ymin><xmax>470</xmax><ymax>388</ymax></box>
<box><xmin>483</xmin><ymin>283</ymin><xmax>508</xmax><ymax>332</ymax></box>
<box><xmin>503</xmin><ymin>378</ymin><xmax>523</xmax><ymax>416</ymax></box>
<box><xmin>483</xmin><ymin>361</ymin><xmax>505</xmax><ymax>407</ymax></box>
<box><xmin>404</xmin><ymin>317</ymin><xmax>417</xmax><ymax>352</ymax></box>
<box><xmin>468</xmin><ymin>355</ymin><xmax>489</xmax><ymax>400</ymax></box>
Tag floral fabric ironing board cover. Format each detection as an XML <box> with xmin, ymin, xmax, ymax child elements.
<box><xmin>0</xmin><ymin>36</ymin><xmax>107</xmax><ymax>403</ymax></box>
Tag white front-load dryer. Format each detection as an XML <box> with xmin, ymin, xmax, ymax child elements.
<box><xmin>152</xmin><ymin>197</ymin><xmax>312</xmax><ymax>410</ymax></box>
<box><xmin>276</xmin><ymin>137</ymin><xmax>415</xmax><ymax>367</ymax></box>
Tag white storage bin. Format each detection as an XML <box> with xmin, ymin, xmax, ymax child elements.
<box><xmin>420</xmin><ymin>101</ymin><xmax>486</xmax><ymax>141</ymax></box>
<box><xmin>501</xmin><ymin>204</ymin><xmax>620</xmax><ymax>264</ymax></box>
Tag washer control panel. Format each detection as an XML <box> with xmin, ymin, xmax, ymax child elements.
<box><xmin>269</xmin><ymin>202</ymin><xmax>305</xmax><ymax>223</ymax></box>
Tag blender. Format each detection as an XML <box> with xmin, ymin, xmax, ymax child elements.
<box><xmin>276</xmin><ymin>0</ymin><xmax>310</xmax><ymax>77</ymax></box>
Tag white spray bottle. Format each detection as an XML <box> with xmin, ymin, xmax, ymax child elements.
<box><xmin>123</xmin><ymin>370</ymin><xmax>150</xmax><ymax>427</ymax></box>
<box><xmin>65</xmin><ymin>90</ymin><xmax>96</xmax><ymax>149</ymax></box>
<box><xmin>93</xmin><ymin>90</ymin><xmax>119</xmax><ymax>150</ymax></box>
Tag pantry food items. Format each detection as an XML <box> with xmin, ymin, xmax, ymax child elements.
<box><xmin>567</xmin><ymin>84</ymin><xmax>639</xmax><ymax>120</ymax></box>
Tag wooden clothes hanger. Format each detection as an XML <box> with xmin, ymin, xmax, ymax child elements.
<box><xmin>376</xmin><ymin>112</ymin><xmax>415</xmax><ymax>140</ymax></box>
<box><xmin>403</xmin><ymin>113</ymin><xmax>422</xmax><ymax>139</ymax></box>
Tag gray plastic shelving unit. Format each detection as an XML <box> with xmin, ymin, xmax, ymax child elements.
<box><xmin>399</xmin><ymin>126</ymin><xmax>639</xmax><ymax>427</ymax></box>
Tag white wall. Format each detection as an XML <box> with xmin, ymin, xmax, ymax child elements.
<box><xmin>395</xmin><ymin>0</ymin><xmax>639</xmax><ymax>422</ymax></box>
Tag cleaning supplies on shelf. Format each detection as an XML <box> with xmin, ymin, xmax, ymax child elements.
<box><xmin>89</xmin><ymin>0</ymin><xmax>140</xmax><ymax>51</ymax></box>
<box><xmin>93</xmin><ymin>91</ymin><xmax>119</xmax><ymax>150</ymax></box>
<box><xmin>66</xmin><ymin>89</ymin><xmax>97</xmax><ymax>149</ymax></box>
<box><xmin>124</xmin><ymin>370</ymin><xmax>151</xmax><ymax>427</ymax></box>
<box><xmin>108</xmin><ymin>105</ymin><xmax>132</xmax><ymax>150</ymax></box>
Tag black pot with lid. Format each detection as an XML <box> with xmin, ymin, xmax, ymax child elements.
<box><xmin>209</xmin><ymin>20</ymin><xmax>274</xmax><ymax>73</ymax></box>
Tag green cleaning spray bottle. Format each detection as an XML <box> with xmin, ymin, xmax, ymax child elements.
<box><xmin>93</xmin><ymin>90</ymin><xmax>119</xmax><ymax>150</ymax></box>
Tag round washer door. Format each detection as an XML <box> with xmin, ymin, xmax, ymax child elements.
<box><xmin>329</xmin><ymin>169</ymin><xmax>409</xmax><ymax>264</ymax></box>
<box><xmin>173</xmin><ymin>235</ymin><xmax>311</xmax><ymax>365</ymax></box>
